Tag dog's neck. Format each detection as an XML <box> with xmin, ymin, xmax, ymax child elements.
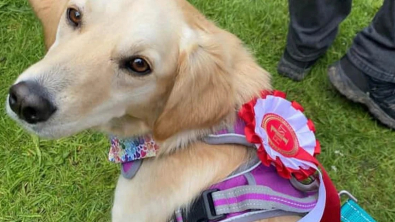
<box><xmin>109</xmin><ymin>113</ymin><xmax>249</xmax><ymax>165</ymax></box>
<box><xmin>155</xmin><ymin>114</ymin><xmax>237</xmax><ymax>155</ymax></box>
<box><xmin>104</xmin><ymin>112</ymin><xmax>238</xmax><ymax>156</ymax></box>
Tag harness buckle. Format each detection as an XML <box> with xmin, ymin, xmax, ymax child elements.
<box><xmin>185</xmin><ymin>188</ymin><xmax>226</xmax><ymax>222</ymax></box>
<box><xmin>290</xmin><ymin>174</ymin><xmax>319</xmax><ymax>192</ymax></box>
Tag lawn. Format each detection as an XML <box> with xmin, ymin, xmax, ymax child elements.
<box><xmin>0</xmin><ymin>0</ymin><xmax>392</xmax><ymax>221</ymax></box>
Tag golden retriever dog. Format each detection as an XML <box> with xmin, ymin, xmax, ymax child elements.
<box><xmin>6</xmin><ymin>0</ymin><xmax>303</xmax><ymax>221</ymax></box>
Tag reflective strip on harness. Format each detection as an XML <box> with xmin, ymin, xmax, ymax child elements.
<box><xmin>211</xmin><ymin>185</ymin><xmax>317</xmax><ymax>215</ymax></box>
<box><xmin>341</xmin><ymin>199</ymin><xmax>376</xmax><ymax>222</ymax></box>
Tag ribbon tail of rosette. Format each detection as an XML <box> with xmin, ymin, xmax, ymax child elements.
<box><xmin>319</xmin><ymin>163</ymin><xmax>341</xmax><ymax>222</ymax></box>
<box><xmin>296</xmin><ymin>161</ymin><xmax>340</xmax><ymax>222</ymax></box>
<box><xmin>297</xmin><ymin>161</ymin><xmax>326</xmax><ymax>222</ymax></box>
<box><xmin>291</xmin><ymin>148</ymin><xmax>319</xmax><ymax>180</ymax></box>
<box><xmin>295</xmin><ymin>147</ymin><xmax>319</xmax><ymax>165</ymax></box>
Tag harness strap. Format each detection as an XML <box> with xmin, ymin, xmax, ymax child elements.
<box><xmin>171</xmin><ymin>187</ymin><xmax>307</xmax><ymax>222</ymax></box>
<box><xmin>173</xmin><ymin>209</ymin><xmax>301</xmax><ymax>222</ymax></box>
<box><xmin>211</xmin><ymin>185</ymin><xmax>317</xmax><ymax>215</ymax></box>
<box><xmin>171</xmin><ymin>184</ymin><xmax>315</xmax><ymax>222</ymax></box>
<box><xmin>203</xmin><ymin>133</ymin><xmax>253</xmax><ymax>147</ymax></box>
<box><xmin>216</xmin><ymin>210</ymin><xmax>301</xmax><ymax>222</ymax></box>
<box><xmin>169</xmin><ymin>161</ymin><xmax>319</xmax><ymax>222</ymax></box>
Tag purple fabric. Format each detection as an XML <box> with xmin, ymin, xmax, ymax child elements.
<box><xmin>252</xmin><ymin>165</ymin><xmax>307</xmax><ymax>198</ymax></box>
<box><xmin>209</xmin><ymin>164</ymin><xmax>317</xmax><ymax>221</ymax></box>
<box><xmin>210</xmin><ymin>174</ymin><xmax>248</xmax><ymax>190</ymax></box>
<box><xmin>234</xmin><ymin>117</ymin><xmax>246</xmax><ymax>134</ymax></box>
<box><xmin>216</xmin><ymin>129</ymin><xmax>229</xmax><ymax>134</ymax></box>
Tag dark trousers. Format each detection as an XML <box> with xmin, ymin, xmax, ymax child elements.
<box><xmin>286</xmin><ymin>0</ymin><xmax>395</xmax><ymax>82</ymax></box>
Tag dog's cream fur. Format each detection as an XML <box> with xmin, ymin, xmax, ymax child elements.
<box><xmin>7</xmin><ymin>0</ymin><xmax>302</xmax><ymax>221</ymax></box>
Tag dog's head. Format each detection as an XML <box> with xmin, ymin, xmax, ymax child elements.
<box><xmin>6</xmin><ymin>0</ymin><xmax>271</xmax><ymax>143</ymax></box>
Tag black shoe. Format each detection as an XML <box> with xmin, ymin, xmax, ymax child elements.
<box><xmin>328</xmin><ymin>56</ymin><xmax>395</xmax><ymax>129</ymax></box>
<box><xmin>277</xmin><ymin>50</ymin><xmax>319</xmax><ymax>81</ymax></box>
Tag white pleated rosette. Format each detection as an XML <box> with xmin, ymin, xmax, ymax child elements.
<box><xmin>238</xmin><ymin>90</ymin><xmax>340</xmax><ymax>222</ymax></box>
<box><xmin>239</xmin><ymin>91</ymin><xmax>320</xmax><ymax>180</ymax></box>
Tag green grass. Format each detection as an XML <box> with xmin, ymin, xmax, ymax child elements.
<box><xmin>0</xmin><ymin>0</ymin><xmax>392</xmax><ymax>221</ymax></box>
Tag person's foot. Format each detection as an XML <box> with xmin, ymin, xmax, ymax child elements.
<box><xmin>277</xmin><ymin>50</ymin><xmax>319</xmax><ymax>81</ymax></box>
<box><xmin>328</xmin><ymin>56</ymin><xmax>395</xmax><ymax>129</ymax></box>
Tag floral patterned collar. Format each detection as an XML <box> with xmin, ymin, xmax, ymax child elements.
<box><xmin>108</xmin><ymin>135</ymin><xmax>159</xmax><ymax>163</ymax></box>
<box><xmin>108</xmin><ymin>116</ymin><xmax>248</xmax><ymax>164</ymax></box>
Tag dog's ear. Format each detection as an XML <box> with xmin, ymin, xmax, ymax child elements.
<box><xmin>153</xmin><ymin>32</ymin><xmax>235</xmax><ymax>141</ymax></box>
<box><xmin>29</xmin><ymin>0</ymin><xmax>68</xmax><ymax>50</ymax></box>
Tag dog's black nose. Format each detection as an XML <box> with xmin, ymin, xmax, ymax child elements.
<box><xmin>8</xmin><ymin>81</ymin><xmax>57</xmax><ymax>124</ymax></box>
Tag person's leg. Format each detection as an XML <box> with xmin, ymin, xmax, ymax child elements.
<box><xmin>329</xmin><ymin>0</ymin><xmax>395</xmax><ymax>129</ymax></box>
<box><xmin>278</xmin><ymin>0</ymin><xmax>352</xmax><ymax>81</ymax></box>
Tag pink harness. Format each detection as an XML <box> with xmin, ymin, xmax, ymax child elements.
<box><xmin>108</xmin><ymin>91</ymin><xmax>340</xmax><ymax>222</ymax></box>
<box><xmin>109</xmin><ymin>118</ymin><xmax>319</xmax><ymax>222</ymax></box>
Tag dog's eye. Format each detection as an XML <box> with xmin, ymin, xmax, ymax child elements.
<box><xmin>124</xmin><ymin>57</ymin><xmax>152</xmax><ymax>75</ymax></box>
<box><xmin>67</xmin><ymin>8</ymin><xmax>82</xmax><ymax>27</ymax></box>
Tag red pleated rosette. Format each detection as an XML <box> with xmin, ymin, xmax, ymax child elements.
<box><xmin>239</xmin><ymin>90</ymin><xmax>321</xmax><ymax>180</ymax></box>
<box><xmin>239</xmin><ymin>90</ymin><xmax>340</xmax><ymax>222</ymax></box>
